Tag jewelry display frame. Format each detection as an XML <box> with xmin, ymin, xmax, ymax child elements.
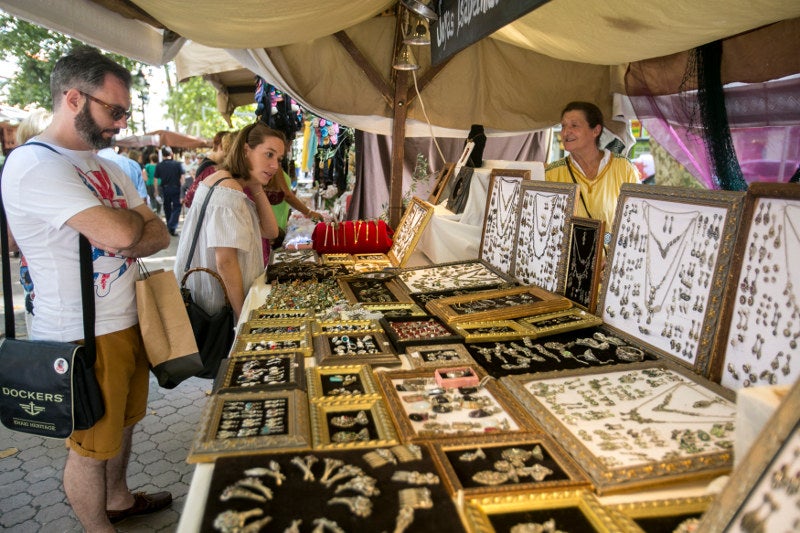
<box><xmin>312</xmin><ymin>331</ymin><xmax>400</xmax><ymax>367</ymax></box>
<box><xmin>269</xmin><ymin>248</ymin><xmax>319</xmax><ymax>265</ymax></box>
<box><xmin>607</xmin><ymin>495</ymin><xmax>713</xmax><ymax>533</ymax></box>
<box><xmin>515</xmin><ymin>308</ymin><xmax>603</xmax><ymax>339</ymax></box>
<box><xmin>306</xmin><ymin>364</ymin><xmax>380</xmax><ymax>402</ymax></box>
<box><xmin>321</xmin><ymin>252</ymin><xmax>355</xmax><ymax>265</ymax></box>
<box><xmin>426</xmin><ymin>285</ymin><xmax>572</xmax><ymax>325</ymax></box>
<box><xmin>697</xmin><ymin>378</ymin><xmax>800</xmax><ymax>531</ymax></box>
<box><xmin>397</xmin><ymin>259</ymin><xmax>516</xmax><ymax>295</ymax></box>
<box><xmin>312</xmin><ymin>319</ymin><xmax>384</xmax><ymax>336</ymax></box>
<box><xmin>478</xmin><ymin>169</ymin><xmax>530</xmax><ymax>275</ymax></box>
<box><xmin>362</xmin><ymin>302</ymin><xmax>428</xmax><ymax>317</ymax></box>
<box><xmin>596</xmin><ymin>183</ymin><xmax>745</xmax><ymax>377</ymax></box>
<box><xmin>387</xmin><ymin>196</ymin><xmax>435</xmax><ymax>267</ymax></box>
<box><xmin>375</xmin><ymin>368</ymin><xmax>537</xmax><ymax>443</ymax></box>
<box><xmin>708</xmin><ymin>183</ymin><xmax>800</xmax><ymax>389</ymax></box>
<box><xmin>231</xmin><ymin>331</ymin><xmax>313</xmax><ymax>358</ymax></box>
<box><xmin>336</xmin><ymin>274</ymin><xmax>413</xmax><ymax>305</ymax></box>
<box><xmin>463</xmin><ymin>490</ymin><xmax>635</xmax><ymax>533</ymax></box>
<box><xmin>378</xmin><ymin>315</ymin><xmax>464</xmax><ymax>352</ymax></box>
<box><xmin>212</xmin><ymin>352</ymin><xmax>305</xmax><ymax>394</ymax></box>
<box><xmin>428</xmin><ymin>434</ymin><xmax>591</xmax><ymax>499</ymax></box>
<box><xmin>237</xmin><ymin>318</ymin><xmax>313</xmax><ymax>337</ymax></box>
<box><xmin>405</xmin><ymin>343</ymin><xmax>476</xmax><ymax>370</ymax></box>
<box><xmin>510</xmin><ymin>180</ymin><xmax>578</xmax><ymax>292</ymax></box>
<box><xmin>187</xmin><ymin>389</ymin><xmax>311</xmax><ymax>463</ymax></box>
<box><xmin>249</xmin><ymin>307</ymin><xmax>314</xmax><ymax>321</ymax></box>
<box><xmin>449</xmin><ymin>319</ymin><xmax>534</xmax><ymax>343</ymax></box>
<box><xmin>309</xmin><ymin>397</ymin><xmax>399</xmax><ymax>450</ymax></box>
<box><xmin>562</xmin><ymin>216</ymin><xmax>605</xmax><ymax>313</ymax></box>
<box><xmin>501</xmin><ymin>361</ymin><xmax>736</xmax><ymax>494</ymax></box>
<box><xmin>428</xmin><ymin>161</ymin><xmax>456</xmax><ymax>205</ymax></box>
<box><xmin>200</xmin><ymin>447</ymin><xmax>468</xmax><ymax>533</ymax></box>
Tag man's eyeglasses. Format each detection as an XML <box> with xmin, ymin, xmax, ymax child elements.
<box><xmin>69</xmin><ymin>90</ymin><xmax>132</xmax><ymax>121</ymax></box>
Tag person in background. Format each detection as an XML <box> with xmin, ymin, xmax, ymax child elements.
<box><xmin>1</xmin><ymin>46</ymin><xmax>171</xmax><ymax>532</ymax></box>
<box><xmin>263</xmin><ymin>167</ymin><xmax>325</xmax><ymax>261</ymax></box>
<box><xmin>155</xmin><ymin>146</ymin><xmax>184</xmax><ymax>236</ymax></box>
<box><xmin>545</xmin><ymin>101</ymin><xmax>639</xmax><ymax>235</ymax></box>
<box><xmin>183</xmin><ymin>130</ymin><xmax>232</xmax><ymax>208</ymax></box>
<box><xmin>173</xmin><ymin>123</ymin><xmax>280</xmax><ymax>321</ymax></box>
<box><xmin>143</xmin><ymin>152</ymin><xmax>160</xmax><ymax>213</ymax></box>
<box><xmin>181</xmin><ymin>152</ymin><xmax>196</xmax><ymax>203</ymax></box>
<box><xmin>98</xmin><ymin>142</ymin><xmax>148</xmax><ymax>204</ymax></box>
<box><xmin>6</xmin><ymin>108</ymin><xmax>53</xmax><ymax>337</ymax></box>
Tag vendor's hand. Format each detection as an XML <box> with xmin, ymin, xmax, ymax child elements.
<box><xmin>307</xmin><ymin>210</ymin><xmax>325</xmax><ymax>222</ymax></box>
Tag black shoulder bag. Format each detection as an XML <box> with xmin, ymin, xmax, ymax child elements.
<box><xmin>0</xmin><ymin>142</ymin><xmax>105</xmax><ymax>438</ymax></box>
<box><xmin>179</xmin><ymin>179</ymin><xmax>235</xmax><ymax>378</ymax></box>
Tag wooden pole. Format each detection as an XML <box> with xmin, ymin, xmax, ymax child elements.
<box><xmin>389</xmin><ymin>69</ymin><xmax>409</xmax><ymax>228</ymax></box>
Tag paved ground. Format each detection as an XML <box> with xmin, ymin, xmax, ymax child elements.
<box><xmin>0</xmin><ymin>219</ymin><xmax>213</xmax><ymax>532</ymax></box>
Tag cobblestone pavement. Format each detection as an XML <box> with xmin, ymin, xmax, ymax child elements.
<box><xmin>0</xmin><ymin>225</ymin><xmax>212</xmax><ymax>531</ymax></box>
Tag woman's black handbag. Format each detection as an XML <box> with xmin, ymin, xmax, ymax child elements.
<box><xmin>0</xmin><ymin>143</ymin><xmax>105</xmax><ymax>438</ymax></box>
<box><xmin>180</xmin><ymin>179</ymin><xmax>235</xmax><ymax>378</ymax></box>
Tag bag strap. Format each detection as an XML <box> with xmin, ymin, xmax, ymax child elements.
<box><xmin>183</xmin><ymin>177</ymin><xmax>230</xmax><ymax>273</ymax></box>
<box><xmin>565</xmin><ymin>157</ymin><xmax>594</xmax><ymax>220</ymax></box>
<box><xmin>0</xmin><ymin>142</ymin><xmax>96</xmax><ymax>363</ymax></box>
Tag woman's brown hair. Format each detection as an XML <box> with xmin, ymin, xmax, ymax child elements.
<box><xmin>220</xmin><ymin>123</ymin><xmax>287</xmax><ymax>180</ymax></box>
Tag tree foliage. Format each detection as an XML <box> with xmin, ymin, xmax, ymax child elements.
<box><xmin>0</xmin><ymin>12</ymin><xmax>254</xmax><ymax>138</ymax></box>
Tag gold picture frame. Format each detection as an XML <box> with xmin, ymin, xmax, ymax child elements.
<box><xmin>428</xmin><ymin>434</ymin><xmax>591</xmax><ymax>499</ymax></box>
<box><xmin>231</xmin><ymin>331</ymin><xmax>313</xmax><ymax>358</ymax></box>
<box><xmin>306</xmin><ymin>364</ymin><xmax>380</xmax><ymax>402</ymax></box>
<box><xmin>450</xmin><ymin>320</ymin><xmax>535</xmax><ymax>343</ymax></box>
<box><xmin>397</xmin><ymin>259</ymin><xmax>516</xmax><ymax>295</ymax></box>
<box><xmin>388</xmin><ymin>196</ymin><xmax>435</xmax><ymax>267</ymax></box>
<box><xmin>336</xmin><ymin>274</ymin><xmax>412</xmax><ymax>304</ymax></box>
<box><xmin>249</xmin><ymin>307</ymin><xmax>314</xmax><ymax>321</ymax></box>
<box><xmin>269</xmin><ymin>247</ymin><xmax>318</xmax><ymax>264</ymax></box>
<box><xmin>426</xmin><ymin>285</ymin><xmax>572</xmax><ymax>325</ymax></box>
<box><xmin>562</xmin><ymin>216</ymin><xmax>604</xmax><ymax>313</ymax></box>
<box><xmin>321</xmin><ymin>252</ymin><xmax>355</xmax><ymax>265</ymax></box>
<box><xmin>375</xmin><ymin>368</ymin><xmax>536</xmax><ymax>443</ymax></box>
<box><xmin>709</xmin><ymin>182</ymin><xmax>800</xmax><ymax>389</ymax></box>
<box><xmin>463</xmin><ymin>490</ymin><xmax>636</xmax><ymax>533</ymax></box>
<box><xmin>309</xmin><ymin>397</ymin><xmax>399</xmax><ymax>450</ymax></box>
<box><xmin>404</xmin><ymin>343</ymin><xmax>476</xmax><ymax>370</ymax></box>
<box><xmin>597</xmin><ymin>183</ymin><xmax>745</xmax><ymax>377</ymax></box>
<box><xmin>501</xmin><ymin>361</ymin><xmax>736</xmax><ymax>494</ymax></box>
<box><xmin>515</xmin><ymin>308</ymin><xmax>603</xmax><ymax>338</ymax></box>
<box><xmin>510</xmin><ymin>180</ymin><xmax>578</xmax><ymax>292</ymax></box>
<box><xmin>312</xmin><ymin>319</ymin><xmax>383</xmax><ymax>336</ymax></box>
<box><xmin>187</xmin><ymin>389</ymin><xmax>311</xmax><ymax>463</ymax></box>
<box><xmin>361</xmin><ymin>302</ymin><xmax>428</xmax><ymax>317</ymax></box>
<box><xmin>479</xmin><ymin>169</ymin><xmax>530</xmax><ymax>275</ymax></box>
<box><xmin>608</xmin><ymin>495</ymin><xmax>714</xmax><ymax>533</ymax></box>
<box><xmin>698</xmin><ymin>378</ymin><xmax>800</xmax><ymax>531</ymax></box>
<box><xmin>237</xmin><ymin>318</ymin><xmax>313</xmax><ymax>337</ymax></box>
<box><xmin>313</xmin><ymin>331</ymin><xmax>400</xmax><ymax>367</ymax></box>
<box><xmin>213</xmin><ymin>352</ymin><xmax>305</xmax><ymax>393</ymax></box>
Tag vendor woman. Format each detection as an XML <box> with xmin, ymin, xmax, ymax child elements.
<box><xmin>545</xmin><ymin>101</ymin><xmax>639</xmax><ymax>235</ymax></box>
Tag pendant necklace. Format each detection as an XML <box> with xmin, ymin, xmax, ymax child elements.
<box><xmin>642</xmin><ymin>202</ymin><xmax>700</xmax><ymax>319</ymax></box>
<box><xmin>529</xmin><ymin>193</ymin><xmax>559</xmax><ymax>259</ymax></box>
<box><xmin>570</xmin><ymin>226</ymin><xmax>594</xmax><ymax>288</ymax></box>
<box><xmin>491</xmin><ymin>178</ymin><xmax>520</xmax><ymax>242</ymax></box>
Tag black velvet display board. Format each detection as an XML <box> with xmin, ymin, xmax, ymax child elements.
<box><xmin>266</xmin><ymin>261</ymin><xmax>347</xmax><ymax>282</ymax></box>
<box><xmin>409</xmin><ymin>284</ymin><xmax>511</xmax><ymax>309</ymax></box>
<box><xmin>487</xmin><ymin>506</ymin><xmax>596</xmax><ymax>532</ymax></box>
<box><xmin>201</xmin><ymin>448</ymin><xmax>467</xmax><ymax>532</ymax></box>
<box><xmin>635</xmin><ymin>513</ymin><xmax>703</xmax><ymax>533</ymax></box>
<box><xmin>466</xmin><ymin>326</ymin><xmax>657</xmax><ymax>378</ymax></box>
<box><xmin>379</xmin><ymin>315</ymin><xmax>464</xmax><ymax>353</ymax></box>
<box><xmin>444</xmin><ymin>443</ymin><xmax>570</xmax><ymax>490</ymax></box>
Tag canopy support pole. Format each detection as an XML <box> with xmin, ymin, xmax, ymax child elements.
<box><xmin>389</xmin><ymin>69</ymin><xmax>409</xmax><ymax>228</ymax></box>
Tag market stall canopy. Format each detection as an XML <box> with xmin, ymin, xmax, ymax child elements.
<box><xmin>2</xmin><ymin>0</ymin><xmax>799</xmax><ymax>134</ymax></box>
<box><xmin>115</xmin><ymin>130</ymin><xmax>210</xmax><ymax>149</ymax></box>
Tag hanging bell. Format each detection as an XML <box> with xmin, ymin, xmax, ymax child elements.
<box><xmin>393</xmin><ymin>44</ymin><xmax>420</xmax><ymax>71</ymax></box>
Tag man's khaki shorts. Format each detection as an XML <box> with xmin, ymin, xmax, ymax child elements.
<box><xmin>67</xmin><ymin>325</ymin><xmax>149</xmax><ymax>460</ymax></box>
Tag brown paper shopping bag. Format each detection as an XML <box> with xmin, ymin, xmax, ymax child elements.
<box><xmin>136</xmin><ymin>265</ymin><xmax>203</xmax><ymax>388</ymax></box>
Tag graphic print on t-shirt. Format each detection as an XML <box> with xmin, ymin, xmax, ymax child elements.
<box><xmin>77</xmin><ymin>164</ymin><xmax>135</xmax><ymax>296</ymax></box>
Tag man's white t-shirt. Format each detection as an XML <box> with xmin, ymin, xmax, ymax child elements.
<box><xmin>2</xmin><ymin>140</ymin><xmax>144</xmax><ymax>341</ymax></box>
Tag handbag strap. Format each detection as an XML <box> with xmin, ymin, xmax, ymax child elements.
<box><xmin>565</xmin><ymin>157</ymin><xmax>594</xmax><ymax>220</ymax></box>
<box><xmin>0</xmin><ymin>142</ymin><xmax>96</xmax><ymax>364</ymax></box>
<box><xmin>183</xmin><ymin>177</ymin><xmax>230</xmax><ymax>273</ymax></box>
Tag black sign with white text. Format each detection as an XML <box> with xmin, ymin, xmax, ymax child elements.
<box><xmin>430</xmin><ymin>0</ymin><xmax>550</xmax><ymax>65</ymax></box>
